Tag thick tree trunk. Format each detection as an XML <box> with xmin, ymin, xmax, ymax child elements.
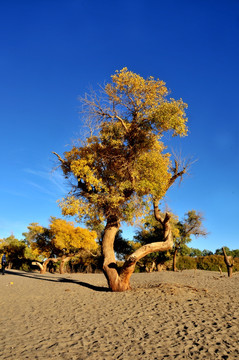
<box><xmin>59</xmin><ymin>255</ymin><xmax>73</xmax><ymax>274</ymax></box>
<box><xmin>173</xmin><ymin>248</ymin><xmax>178</xmax><ymax>272</ymax></box>
<box><xmin>222</xmin><ymin>247</ymin><xmax>233</xmax><ymax>278</ymax></box>
<box><xmin>32</xmin><ymin>258</ymin><xmax>59</xmax><ymax>274</ymax></box>
<box><xmin>60</xmin><ymin>250</ymin><xmax>95</xmax><ymax>274</ymax></box>
<box><xmin>102</xmin><ymin>204</ymin><xmax>174</xmax><ymax>292</ymax></box>
<box><xmin>59</xmin><ymin>257</ymin><xmax>65</xmax><ymax>274</ymax></box>
<box><xmin>32</xmin><ymin>261</ymin><xmax>45</xmax><ymax>274</ymax></box>
<box><xmin>119</xmin><ymin>213</ymin><xmax>173</xmax><ymax>290</ymax></box>
<box><xmin>102</xmin><ymin>216</ymin><xmax>124</xmax><ymax>291</ymax></box>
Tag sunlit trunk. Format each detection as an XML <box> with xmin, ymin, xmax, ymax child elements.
<box><xmin>102</xmin><ymin>208</ymin><xmax>174</xmax><ymax>292</ymax></box>
<box><xmin>59</xmin><ymin>255</ymin><xmax>72</xmax><ymax>274</ymax></box>
<box><xmin>32</xmin><ymin>261</ymin><xmax>45</xmax><ymax>274</ymax></box>
<box><xmin>102</xmin><ymin>216</ymin><xmax>124</xmax><ymax>291</ymax></box>
<box><xmin>32</xmin><ymin>258</ymin><xmax>59</xmax><ymax>274</ymax></box>
<box><xmin>222</xmin><ymin>247</ymin><xmax>233</xmax><ymax>278</ymax></box>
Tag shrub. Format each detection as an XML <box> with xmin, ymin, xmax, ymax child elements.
<box><xmin>231</xmin><ymin>257</ymin><xmax>239</xmax><ymax>272</ymax></box>
<box><xmin>197</xmin><ymin>255</ymin><xmax>227</xmax><ymax>272</ymax></box>
<box><xmin>20</xmin><ymin>263</ymin><xmax>32</xmax><ymax>272</ymax></box>
<box><xmin>177</xmin><ymin>256</ymin><xmax>197</xmax><ymax>270</ymax></box>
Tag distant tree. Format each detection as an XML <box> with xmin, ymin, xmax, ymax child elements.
<box><xmin>23</xmin><ymin>223</ymin><xmax>52</xmax><ymax>259</ymax></box>
<box><xmin>201</xmin><ymin>249</ymin><xmax>213</xmax><ymax>256</ymax></box>
<box><xmin>231</xmin><ymin>249</ymin><xmax>239</xmax><ymax>258</ymax></box>
<box><xmin>23</xmin><ymin>218</ymin><xmax>98</xmax><ymax>274</ymax></box>
<box><xmin>49</xmin><ymin>217</ymin><xmax>98</xmax><ymax>273</ymax></box>
<box><xmin>133</xmin><ymin>211</ymin><xmax>178</xmax><ymax>271</ymax></box>
<box><xmin>189</xmin><ymin>248</ymin><xmax>202</xmax><ymax>257</ymax></box>
<box><xmin>222</xmin><ymin>247</ymin><xmax>234</xmax><ymax>277</ymax></box>
<box><xmin>0</xmin><ymin>235</ymin><xmax>35</xmax><ymax>269</ymax></box>
<box><xmin>215</xmin><ymin>247</ymin><xmax>230</xmax><ymax>256</ymax></box>
<box><xmin>23</xmin><ymin>223</ymin><xmax>60</xmax><ymax>273</ymax></box>
<box><xmin>172</xmin><ymin>210</ymin><xmax>207</xmax><ymax>271</ymax></box>
<box><xmin>0</xmin><ymin>234</ymin><xmax>25</xmax><ymax>257</ymax></box>
<box><xmin>214</xmin><ymin>247</ymin><xmax>239</xmax><ymax>258</ymax></box>
<box><xmin>178</xmin><ymin>244</ymin><xmax>192</xmax><ymax>256</ymax></box>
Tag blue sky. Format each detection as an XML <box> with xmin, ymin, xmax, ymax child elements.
<box><xmin>0</xmin><ymin>0</ymin><xmax>238</xmax><ymax>252</ymax></box>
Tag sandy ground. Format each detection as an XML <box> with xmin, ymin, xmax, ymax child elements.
<box><xmin>0</xmin><ymin>269</ymin><xmax>238</xmax><ymax>360</ymax></box>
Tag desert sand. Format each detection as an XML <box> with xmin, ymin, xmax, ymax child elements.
<box><xmin>0</xmin><ymin>269</ymin><xmax>238</xmax><ymax>360</ymax></box>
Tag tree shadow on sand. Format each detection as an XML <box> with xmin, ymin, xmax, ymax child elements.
<box><xmin>5</xmin><ymin>270</ymin><xmax>110</xmax><ymax>292</ymax></box>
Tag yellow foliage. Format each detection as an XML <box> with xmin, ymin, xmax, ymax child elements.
<box><xmin>108</xmin><ymin>67</ymin><xmax>168</xmax><ymax>110</ymax></box>
<box><xmin>26</xmin><ymin>223</ymin><xmax>45</xmax><ymax>236</ymax></box>
<box><xmin>133</xmin><ymin>141</ymin><xmax>171</xmax><ymax>198</ymax></box>
<box><xmin>23</xmin><ymin>223</ymin><xmax>48</xmax><ymax>258</ymax></box>
<box><xmin>128</xmin><ymin>241</ymin><xmax>141</xmax><ymax>252</ymax></box>
<box><xmin>55</xmin><ymin>68</ymin><xmax>188</xmax><ymax>225</ymax></box>
<box><xmin>59</xmin><ymin>196</ymin><xmax>89</xmax><ymax>217</ymax></box>
<box><xmin>106</xmin><ymin>67</ymin><xmax>187</xmax><ymax>137</ymax></box>
<box><xmin>49</xmin><ymin>218</ymin><xmax>98</xmax><ymax>252</ymax></box>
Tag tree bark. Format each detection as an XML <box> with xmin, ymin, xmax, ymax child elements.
<box><xmin>102</xmin><ymin>205</ymin><xmax>174</xmax><ymax>292</ymax></box>
<box><xmin>222</xmin><ymin>247</ymin><xmax>233</xmax><ymax>278</ymax></box>
<box><xmin>32</xmin><ymin>258</ymin><xmax>59</xmax><ymax>274</ymax></box>
<box><xmin>102</xmin><ymin>215</ymin><xmax>123</xmax><ymax>291</ymax></box>
<box><xmin>119</xmin><ymin>213</ymin><xmax>173</xmax><ymax>290</ymax></box>
<box><xmin>32</xmin><ymin>261</ymin><xmax>44</xmax><ymax>273</ymax></box>
<box><xmin>173</xmin><ymin>248</ymin><xmax>178</xmax><ymax>272</ymax></box>
<box><xmin>59</xmin><ymin>255</ymin><xmax>73</xmax><ymax>274</ymax></box>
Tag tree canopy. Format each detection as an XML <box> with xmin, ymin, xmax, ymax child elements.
<box><xmin>174</xmin><ymin>210</ymin><xmax>207</xmax><ymax>252</ymax></box>
<box><xmin>23</xmin><ymin>218</ymin><xmax>98</xmax><ymax>259</ymax></box>
<box><xmin>56</xmin><ymin>68</ymin><xmax>188</xmax><ymax>227</ymax></box>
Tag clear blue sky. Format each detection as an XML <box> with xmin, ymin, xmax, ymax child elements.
<box><xmin>1</xmin><ymin>0</ymin><xmax>238</xmax><ymax>252</ymax></box>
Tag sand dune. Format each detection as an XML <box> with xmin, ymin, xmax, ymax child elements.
<box><xmin>0</xmin><ymin>269</ymin><xmax>238</xmax><ymax>359</ymax></box>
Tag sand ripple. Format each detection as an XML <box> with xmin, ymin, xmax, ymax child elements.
<box><xmin>0</xmin><ymin>270</ymin><xmax>238</xmax><ymax>359</ymax></box>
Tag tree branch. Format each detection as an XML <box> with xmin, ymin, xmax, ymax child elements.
<box><xmin>121</xmin><ymin>203</ymin><xmax>173</xmax><ymax>273</ymax></box>
<box><xmin>52</xmin><ymin>151</ymin><xmax>65</xmax><ymax>164</ymax></box>
<box><xmin>167</xmin><ymin>156</ymin><xmax>196</xmax><ymax>191</ymax></box>
<box><xmin>153</xmin><ymin>200</ymin><xmax>171</xmax><ymax>225</ymax></box>
<box><xmin>222</xmin><ymin>247</ymin><xmax>233</xmax><ymax>268</ymax></box>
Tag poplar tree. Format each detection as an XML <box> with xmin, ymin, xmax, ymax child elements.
<box><xmin>54</xmin><ymin>68</ymin><xmax>189</xmax><ymax>291</ymax></box>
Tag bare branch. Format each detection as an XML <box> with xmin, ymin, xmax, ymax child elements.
<box><xmin>153</xmin><ymin>200</ymin><xmax>171</xmax><ymax>225</ymax></box>
<box><xmin>153</xmin><ymin>200</ymin><xmax>164</xmax><ymax>224</ymax></box>
<box><xmin>78</xmin><ymin>248</ymin><xmax>98</xmax><ymax>257</ymax></box>
<box><xmin>167</xmin><ymin>152</ymin><xmax>197</xmax><ymax>190</ymax></box>
<box><xmin>52</xmin><ymin>151</ymin><xmax>65</xmax><ymax>164</ymax></box>
<box><xmin>79</xmin><ymin>89</ymin><xmax>129</xmax><ymax>134</ymax></box>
